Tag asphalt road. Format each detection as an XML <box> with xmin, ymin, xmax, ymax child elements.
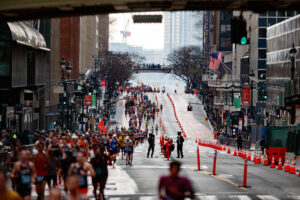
<box><xmin>107</xmin><ymin>92</ymin><xmax>300</xmax><ymax>200</ymax></box>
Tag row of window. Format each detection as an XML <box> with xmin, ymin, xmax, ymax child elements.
<box><xmin>259</xmin><ymin>11</ymin><xmax>299</xmax><ymax>17</ymax></box>
<box><xmin>267</xmin><ymin>15</ymin><xmax>300</xmax><ymax>39</ymax></box>
<box><xmin>267</xmin><ymin>48</ymin><xmax>300</xmax><ymax>64</ymax></box>
<box><xmin>258</xmin><ymin>17</ymin><xmax>290</xmax><ymax>27</ymax></box>
<box><xmin>267</xmin><ymin>30</ymin><xmax>300</xmax><ymax>52</ymax></box>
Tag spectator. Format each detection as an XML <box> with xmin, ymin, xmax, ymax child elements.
<box><xmin>0</xmin><ymin>169</ymin><xmax>22</xmax><ymax>200</ymax></box>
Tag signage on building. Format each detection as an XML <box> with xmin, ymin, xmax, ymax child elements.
<box><xmin>244</xmin><ymin>113</ymin><xmax>248</xmax><ymax>127</ymax></box>
<box><xmin>295</xmin><ymin>105</ymin><xmax>300</xmax><ymax>125</ymax></box>
<box><xmin>84</xmin><ymin>95</ymin><xmax>92</xmax><ymax>106</ymax></box>
<box><xmin>242</xmin><ymin>86</ymin><xmax>250</xmax><ymax>106</ymax></box>
<box><xmin>239</xmin><ymin>118</ymin><xmax>243</xmax><ymax>130</ymax></box>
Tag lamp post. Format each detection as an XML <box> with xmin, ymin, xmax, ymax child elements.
<box><xmin>289</xmin><ymin>43</ymin><xmax>297</xmax><ymax>80</ymax></box>
<box><xmin>289</xmin><ymin>43</ymin><xmax>297</xmax><ymax>124</ymax></box>
<box><xmin>249</xmin><ymin>70</ymin><xmax>255</xmax><ymax>134</ymax></box>
<box><xmin>60</xmin><ymin>57</ymin><xmax>72</xmax><ymax>130</ymax></box>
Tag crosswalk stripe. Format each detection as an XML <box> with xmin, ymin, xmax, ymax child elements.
<box><xmin>229</xmin><ymin>195</ymin><xmax>252</xmax><ymax>200</ymax></box>
<box><xmin>198</xmin><ymin>195</ymin><xmax>218</xmax><ymax>200</ymax></box>
<box><xmin>257</xmin><ymin>195</ymin><xmax>280</xmax><ymax>200</ymax></box>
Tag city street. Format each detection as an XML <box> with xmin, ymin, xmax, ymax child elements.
<box><xmin>100</xmin><ymin>73</ymin><xmax>300</xmax><ymax>200</ymax></box>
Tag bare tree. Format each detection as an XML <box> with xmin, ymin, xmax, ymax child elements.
<box><xmin>99</xmin><ymin>51</ymin><xmax>137</xmax><ymax>98</ymax></box>
<box><xmin>168</xmin><ymin>46</ymin><xmax>205</xmax><ymax>90</ymax></box>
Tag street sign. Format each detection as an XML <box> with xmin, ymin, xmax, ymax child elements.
<box><xmin>84</xmin><ymin>95</ymin><xmax>92</xmax><ymax>106</ymax></box>
<box><xmin>46</xmin><ymin>112</ymin><xmax>60</xmax><ymax>116</ymax></box>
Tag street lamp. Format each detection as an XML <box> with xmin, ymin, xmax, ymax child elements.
<box><xmin>66</xmin><ymin>61</ymin><xmax>72</xmax><ymax>80</ymax></box>
<box><xmin>289</xmin><ymin>43</ymin><xmax>297</xmax><ymax>80</ymax></box>
<box><xmin>61</xmin><ymin>57</ymin><xmax>66</xmax><ymax>80</ymax></box>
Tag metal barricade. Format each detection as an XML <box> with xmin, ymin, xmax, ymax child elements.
<box><xmin>219</xmin><ymin>136</ymin><xmax>251</xmax><ymax>149</ymax></box>
<box><xmin>0</xmin><ymin>152</ymin><xmax>8</xmax><ymax>171</ymax></box>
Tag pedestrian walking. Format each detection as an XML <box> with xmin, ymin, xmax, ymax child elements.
<box><xmin>147</xmin><ymin>132</ymin><xmax>155</xmax><ymax>158</ymax></box>
<box><xmin>158</xmin><ymin>161</ymin><xmax>194</xmax><ymax>200</ymax></box>
<box><xmin>237</xmin><ymin>134</ymin><xmax>243</xmax><ymax>151</ymax></box>
<box><xmin>176</xmin><ymin>131</ymin><xmax>184</xmax><ymax>158</ymax></box>
<box><xmin>260</xmin><ymin>136</ymin><xmax>266</xmax><ymax>155</ymax></box>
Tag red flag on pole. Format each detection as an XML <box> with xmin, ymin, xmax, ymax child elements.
<box><xmin>97</xmin><ymin>120</ymin><xmax>107</xmax><ymax>133</ymax></box>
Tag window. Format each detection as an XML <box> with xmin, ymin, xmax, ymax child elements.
<box><xmin>277</xmin><ymin>18</ymin><xmax>286</xmax><ymax>23</ymax></box>
<box><xmin>226</xmin><ymin>25</ymin><xmax>231</xmax><ymax>32</ymax></box>
<box><xmin>258</xmin><ymin>39</ymin><xmax>266</xmax><ymax>48</ymax></box>
<box><xmin>268</xmin><ymin>11</ymin><xmax>276</xmax><ymax>17</ymax></box>
<box><xmin>268</xmin><ymin>18</ymin><xmax>276</xmax><ymax>26</ymax></box>
<box><xmin>221</xmin><ymin>25</ymin><xmax>226</xmax><ymax>33</ymax></box>
<box><xmin>259</xmin><ymin>18</ymin><xmax>267</xmax><ymax>26</ymax></box>
<box><xmin>258</xmin><ymin>70</ymin><xmax>266</xmax><ymax>80</ymax></box>
<box><xmin>287</xmin><ymin>11</ymin><xmax>294</xmax><ymax>17</ymax></box>
<box><xmin>258</xmin><ymin>60</ymin><xmax>266</xmax><ymax>69</ymax></box>
<box><xmin>259</xmin><ymin>12</ymin><xmax>267</xmax><ymax>16</ymax></box>
<box><xmin>258</xmin><ymin>49</ymin><xmax>266</xmax><ymax>59</ymax></box>
<box><xmin>259</xmin><ymin>28</ymin><xmax>266</xmax><ymax>38</ymax></box>
<box><xmin>278</xmin><ymin>11</ymin><xmax>285</xmax><ymax>17</ymax></box>
<box><xmin>0</xmin><ymin>41</ymin><xmax>11</xmax><ymax>76</ymax></box>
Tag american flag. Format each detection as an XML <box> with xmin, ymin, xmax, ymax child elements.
<box><xmin>217</xmin><ymin>62</ymin><xmax>228</xmax><ymax>84</ymax></box>
<box><xmin>209</xmin><ymin>52</ymin><xmax>223</xmax><ymax>70</ymax></box>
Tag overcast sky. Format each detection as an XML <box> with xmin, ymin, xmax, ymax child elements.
<box><xmin>109</xmin><ymin>12</ymin><xmax>164</xmax><ymax>49</ymax></box>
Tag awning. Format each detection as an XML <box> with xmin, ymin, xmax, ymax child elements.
<box><xmin>7</xmin><ymin>21</ymin><xmax>50</xmax><ymax>51</ymax></box>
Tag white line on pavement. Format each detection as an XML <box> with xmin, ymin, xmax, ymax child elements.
<box><xmin>229</xmin><ymin>195</ymin><xmax>252</xmax><ymax>200</ymax></box>
<box><xmin>257</xmin><ymin>195</ymin><xmax>281</xmax><ymax>200</ymax></box>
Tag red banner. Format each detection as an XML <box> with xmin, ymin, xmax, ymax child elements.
<box><xmin>242</xmin><ymin>86</ymin><xmax>251</xmax><ymax>106</ymax></box>
<box><xmin>97</xmin><ymin>119</ymin><xmax>107</xmax><ymax>133</ymax></box>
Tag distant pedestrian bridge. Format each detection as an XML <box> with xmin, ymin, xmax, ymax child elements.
<box><xmin>133</xmin><ymin>67</ymin><xmax>173</xmax><ymax>73</ymax></box>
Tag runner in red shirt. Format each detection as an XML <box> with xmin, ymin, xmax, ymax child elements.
<box><xmin>34</xmin><ymin>142</ymin><xmax>48</xmax><ymax>200</ymax></box>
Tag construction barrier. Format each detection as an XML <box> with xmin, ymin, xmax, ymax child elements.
<box><xmin>166</xmin><ymin>93</ymin><xmax>187</xmax><ymax>137</ymax></box>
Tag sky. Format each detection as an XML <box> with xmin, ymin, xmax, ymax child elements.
<box><xmin>109</xmin><ymin>12</ymin><xmax>164</xmax><ymax>49</ymax></box>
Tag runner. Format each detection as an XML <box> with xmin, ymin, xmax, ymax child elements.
<box><xmin>158</xmin><ymin>161</ymin><xmax>194</xmax><ymax>200</ymax></box>
<box><xmin>109</xmin><ymin>134</ymin><xmax>118</xmax><ymax>168</ymax></box>
<box><xmin>11</xmin><ymin>149</ymin><xmax>36</xmax><ymax>200</ymax></box>
<box><xmin>68</xmin><ymin>152</ymin><xmax>96</xmax><ymax>195</ymax></box>
<box><xmin>118</xmin><ymin>133</ymin><xmax>126</xmax><ymax>159</ymax></box>
<box><xmin>65</xmin><ymin>175</ymin><xmax>89</xmax><ymax>200</ymax></box>
<box><xmin>70</xmin><ymin>135</ymin><xmax>80</xmax><ymax>163</ymax></box>
<box><xmin>46</xmin><ymin>149</ymin><xmax>61</xmax><ymax>189</ymax></box>
<box><xmin>33</xmin><ymin>142</ymin><xmax>48</xmax><ymax>200</ymax></box>
<box><xmin>61</xmin><ymin>136</ymin><xmax>72</xmax><ymax>191</ymax></box>
<box><xmin>125</xmin><ymin>135</ymin><xmax>134</xmax><ymax>166</ymax></box>
<box><xmin>91</xmin><ymin>147</ymin><xmax>108</xmax><ymax>200</ymax></box>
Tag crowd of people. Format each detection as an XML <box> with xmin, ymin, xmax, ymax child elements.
<box><xmin>0</xmin><ymin>86</ymin><xmax>166</xmax><ymax>200</ymax></box>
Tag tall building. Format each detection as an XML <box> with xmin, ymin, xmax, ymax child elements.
<box><xmin>164</xmin><ymin>11</ymin><xmax>201</xmax><ymax>60</ymax></box>
<box><xmin>266</xmin><ymin>14</ymin><xmax>300</xmax><ymax>125</ymax></box>
<box><xmin>248</xmin><ymin>11</ymin><xmax>298</xmax><ymax>124</ymax></box>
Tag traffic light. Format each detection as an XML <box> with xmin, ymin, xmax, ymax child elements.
<box><xmin>63</xmin><ymin>97</ymin><xmax>67</xmax><ymax>105</ymax></box>
<box><xmin>262</xmin><ymin>90</ymin><xmax>268</xmax><ymax>100</ymax></box>
<box><xmin>231</xmin><ymin>17</ymin><xmax>248</xmax><ymax>45</ymax></box>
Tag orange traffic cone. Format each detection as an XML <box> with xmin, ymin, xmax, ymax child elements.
<box><xmin>247</xmin><ymin>150</ymin><xmax>252</xmax><ymax>161</ymax></box>
<box><xmin>116</xmin><ymin>120</ymin><xmax>118</xmax><ymax>124</ymax></box>
<box><xmin>284</xmin><ymin>158</ymin><xmax>290</xmax><ymax>172</ymax></box>
<box><xmin>264</xmin><ymin>154</ymin><xmax>269</xmax><ymax>166</ymax></box>
<box><xmin>243</xmin><ymin>150</ymin><xmax>247</xmax><ymax>159</ymax></box>
<box><xmin>195</xmin><ymin>138</ymin><xmax>197</xmax><ymax>143</ymax></box>
<box><xmin>233</xmin><ymin>148</ymin><xmax>237</xmax><ymax>156</ymax></box>
<box><xmin>298</xmin><ymin>169</ymin><xmax>300</xmax><ymax>177</ymax></box>
<box><xmin>290</xmin><ymin>158</ymin><xmax>296</xmax><ymax>174</ymax></box>
<box><xmin>270</xmin><ymin>156</ymin><xmax>276</xmax><ymax>168</ymax></box>
<box><xmin>253</xmin><ymin>152</ymin><xmax>257</xmax><ymax>163</ymax></box>
<box><xmin>257</xmin><ymin>153</ymin><xmax>262</xmax><ymax>164</ymax></box>
<box><xmin>277</xmin><ymin>157</ymin><xmax>283</xmax><ymax>170</ymax></box>
<box><xmin>227</xmin><ymin>146</ymin><xmax>231</xmax><ymax>154</ymax></box>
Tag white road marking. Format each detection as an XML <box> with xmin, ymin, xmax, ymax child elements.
<box><xmin>201</xmin><ymin>165</ymin><xmax>208</xmax><ymax>169</ymax></box>
<box><xmin>229</xmin><ymin>195</ymin><xmax>252</xmax><ymax>200</ymax></box>
<box><xmin>198</xmin><ymin>195</ymin><xmax>218</xmax><ymax>200</ymax></box>
<box><xmin>257</xmin><ymin>195</ymin><xmax>280</xmax><ymax>200</ymax></box>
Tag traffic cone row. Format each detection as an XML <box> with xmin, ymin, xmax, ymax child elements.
<box><xmin>270</xmin><ymin>156</ymin><xmax>276</xmax><ymax>168</ymax></box>
<box><xmin>284</xmin><ymin>158</ymin><xmax>290</xmax><ymax>172</ymax></box>
<box><xmin>197</xmin><ymin>139</ymin><xmax>300</xmax><ymax>177</ymax></box>
<box><xmin>277</xmin><ymin>157</ymin><xmax>283</xmax><ymax>170</ymax></box>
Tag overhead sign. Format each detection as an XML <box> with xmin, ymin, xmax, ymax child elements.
<box><xmin>133</xmin><ymin>15</ymin><xmax>163</xmax><ymax>23</ymax></box>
